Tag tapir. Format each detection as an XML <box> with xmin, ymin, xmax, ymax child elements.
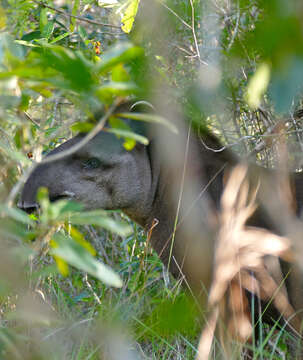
<box><xmin>18</xmin><ymin>101</ymin><xmax>303</xmax><ymax>334</ymax></box>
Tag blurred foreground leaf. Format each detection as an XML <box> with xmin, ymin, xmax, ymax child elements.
<box><xmin>97</xmin><ymin>42</ymin><xmax>144</xmax><ymax>74</ymax></box>
<box><xmin>65</xmin><ymin>210</ymin><xmax>133</xmax><ymax>237</ymax></box>
<box><xmin>0</xmin><ymin>205</ymin><xmax>34</xmax><ymax>226</ymax></box>
<box><xmin>51</xmin><ymin>233</ymin><xmax>123</xmax><ymax>287</ymax></box>
<box><xmin>37</xmin><ymin>188</ymin><xmax>132</xmax><ymax>237</ymax></box>
<box><xmin>245</xmin><ymin>63</ymin><xmax>271</xmax><ymax>109</ymax></box>
<box><xmin>117</xmin><ymin>112</ymin><xmax>178</xmax><ymax>133</ymax></box>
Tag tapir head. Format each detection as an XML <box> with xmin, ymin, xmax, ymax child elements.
<box><xmin>18</xmin><ymin>129</ymin><xmax>154</xmax><ymax>226</ymax></box>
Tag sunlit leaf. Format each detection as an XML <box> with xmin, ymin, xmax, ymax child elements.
<box><xmin>71</xmin><ymin>0</ymin><xmax>80</xmax><ymax>32</ymax></box>
<box><xmin>245</xmin><ymin>63</ymin><xmax>271</xmax><ymax>109</ymax></box>
<box><xmin>53</xmin><ymin>254</ymin><xmax>69</xmax><ymax>276</ymax></box>
<box><xmin>121</xmin><ymin>0</ymin><xmax>140</xmax><ymax>34</ymax></box>
<box><xmin>98</xmin><ymin>0</ymin><xmax>119</xmax><ymax>8</ymax></box>
<box><xmin>64</xmin><ymin>210</ymin><xmax>133</xmax><ymax>237</ymax></box>
<box><xmin>50</xmin><ymin>32</ymin><xmax>71</xmax><ymax>44</ymax></box>
<box><xmin>96</xmin><ymin>81</ymin><xmax>138</xmax><ymax>101</ymax></box>
<box><xmin>0</xmin><ymin>6</ymin><xmax>6</xmax><ymax>30</ymax></box>
<box><xmin>51</xmin><ymin>233</ymin><xmax>123</xmax><ymax>287</ymax></box>
<box><xmin>117</xmin><ymin>112</ymin><xmax>178</xmax><ymax>133</ymax></box>
<box><xmin>65</xmin><ymin>224</ymin><xmax>96</xmax><ymax>256</ymax></box>
<box><xmin>105</xmin><ymin>127</ymin><xmax>149</xmax><ymax>145</ymax></box>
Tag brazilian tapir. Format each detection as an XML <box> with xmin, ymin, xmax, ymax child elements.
<box><xmin>18</xmin><ymin>101</ymin><xmax>303</xmax><ymax>334</ymax></box>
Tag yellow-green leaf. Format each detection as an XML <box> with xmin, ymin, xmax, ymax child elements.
<box><xmin>54</xmin><ymin>255</ymin><xmax>69</xmax><ymax>276</ymax></box>
<box><xmin>51</xmin><ymin>233</ymin><xmax>123</xmax><ymax>287</ymax></box>
<box><xmin>121</xmin><ymin>0</ymin><xmax>140</xmax><ymax>34</ymax></box>
<box><xmin>0</xmin><ymin>6</ymin><xmax>6</xmax><ymax>29</ymax></box>
<box><xmin>39</xmin><ymin>8</ymin><xmax>48</xmax><ymax>34</ymax></box>
<box><xmin>65</xmin><ymin>224</ymin><xmax>96</xmax><ymax>256</ymax></box>
<box><xmin>71</xmin><ymin>0</ymin><xmax>80</xmax><ymax>32</ymax></box>
<box><xmin>245</xmin><ymin>63</ymin><xmax>271</xmax><ymax>109</ymax></box>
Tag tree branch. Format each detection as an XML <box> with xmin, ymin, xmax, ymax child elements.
<box><xmin>34</xmin><ymin>1</ymin><xmax>122</xmax><ymax>29</ymax></box>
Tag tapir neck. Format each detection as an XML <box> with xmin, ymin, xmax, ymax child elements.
<box><xmin>139</xmin><ymin>131</ymin><xmax>231</xmax><ymax>291</ymax></box>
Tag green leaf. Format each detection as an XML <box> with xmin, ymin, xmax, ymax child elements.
<box><xmin>0</xmin><ymin>140</ymin><xmax>29</xmax><ymax>163</ymax></box>
<box><xmin>37</xmin><ymin>194</ymin><xmax>83</xmax><ymax>223</ymax></box>
<box><xmin>41</xmin><ymin>22</ymin><xmax>55</xmax><ymax>39</ymax></box>
<box><xmin>0</xmin><ymin>33</ymin><xmax>24</xmax><ymax>61</ymax></box>
<box><xmin>70</xmin><ymin>122</ymin><xmax>94</xmax><ymax>133</ymax></box>
<box><xmin>78</xmin><ymin>25</ymin><xmax>88</xmax><ymax>41</ymax></box>
<box><xmin>51</xmin><ymin>233</ymin><xmax>123</xmax><ymax>287</ymax></box>
<box><xmin>14</xmin><ymin>40</ymin><xmax>40</xmax><ymax>48</ymax></box>
<box><xmin>97</xmin><ymin>42</ymin><xmax>144</xmax><ymax>74</ymax></box>
<box><xmin>53</xmin><ymin>200</ymin><xmax>83</xmax><ymax>215</ymax></box>
<box><xmin>67</xmin><ymin>225</ymin><xmax>96</xmax><ymax>256</ymax></box>
<box><xmin>96</xmin><ymin>81</ymin><xmax>138</xmax><ymax>101</ymax></box>
<box><xmin>71</xmin><ymin>0</ymin><xmax>80</xmax><ymax>32</ymax></box>
<box><xmin>111</xmin><ymin>64</ymin><xmax>131</xmax><ymax>82</ymax></box>
<box><xmin>64</xmin><ymin>210</ymin><xmax>133</xmax><ymax>237</ymax></box>
<box><xmin>50</xmin><ymin>32</ymin><xmax>71</xmax><ymax>44</ymax></box>
<box><xmin>117</xmin><ymin>112</ymin><xmax>178</xmax><ymax>134</ymax></box>
<box><xmin>0</xmin><ymin>205</ymin><xmax>34</xmax><ymax>226</ymax></box>
<box><xmin>0</xmin><ymin>6</ymin><xmax>6</xmax><ymax>30</ymax></box>
<box><xmin>53</xmin><ymin>255</ymin><xmax>69</xmax><ymax>276</ymax></box>
<box><xmin>37</xmin><ymin>45</ymin><xmax>95</xmax><ymax>92</ymax></box>
<box><xmin>108</xmin><ymin>116</ymin><xmax>145</xmax><ymax>149</ymax></box>
<box><xmin>105</xmin><ymin>127</ymin><xmax>149</xmax><ymax>145</ymax></box>
<box><xmin>121</xmin><ymin>0</ymin><xmax>140</xmax><ymax>34</ymax></box>
<box><xmin>39</xmin><ymin>8</ymin><xmax>48</xmax><ymax>34</ymax></box>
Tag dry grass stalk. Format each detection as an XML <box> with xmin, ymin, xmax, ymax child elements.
<box><xmin>196</xmin><ymin>164</ymin><xmax>299</xmax><ymax>360</ymax></box>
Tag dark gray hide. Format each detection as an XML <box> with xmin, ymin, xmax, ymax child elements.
<box><xmin>19</xmin><ymin>109</ymin><xmax>236</xmax><ymax>295</ymax></box>
<box><xmin>18</xmin><ymin>107</ymin><xmax>303</xmax><ymax>327</ymax></box>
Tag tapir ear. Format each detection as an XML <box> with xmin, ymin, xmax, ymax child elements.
<box><xmin>130</xmin><ymin>100</ymin><xmax>155</xmax><ymax>112</ymax></box>
<box><xmin>107</xmin><ymin>99</ymin><xmax>155</xmax><ymax>144</ymax></box>
<box><xmin>113</xmin><ymin>100</ymin><xmax>155</xmax><ymax>142</ymax></box>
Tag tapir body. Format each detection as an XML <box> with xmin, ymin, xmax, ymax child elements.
<box><xmin>19</xmin><ymin>103</ymin><xmax>303</xmax><ymax>328</ymax></box>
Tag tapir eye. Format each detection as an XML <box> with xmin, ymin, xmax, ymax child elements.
<box><xmin>83</xmin><ymin>158</ymin><xmax>101</xmax><ymax>169</ymax></box>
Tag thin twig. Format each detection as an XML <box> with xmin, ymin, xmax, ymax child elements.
<box><xmin>51</xmin><ymin>97</ymin><xmax>60</xmax><ymax>128</ymax></box>
<box><xmin>157</xmin><ymin>0</ymin><xmax>192</xmax><ymax>29</ymax></box>
<box><xmin>83</xmin><ymin>273</ymin><xmax>102</xmax><ymax>305</ymax></box>
<box><xmin>173</xmin><ymin>44</ymin><xmax>195</xmax><ymax>56</ymax></box>
<box><xmin>167</xmin><ymin>124</ymin><xmax>191</xmax><ymax>272</ymax></box>
<box><xmin>189</xmin><ymin>0</ymin><xmax>201</xmax><ymax>62</ymax></box>
<box><xmin>40</xmin><ymin>102</ymin><xmax>118</xmax><ymax>164</ymax></box>
<box><xmin>34</xmin><ymin>0</ymin><xmax>121</xmax><ymax>29</ymax></box>
<box><xmin>85</xmin><ymin>225</ymin><xmax>111</xmax><ymax>264</ymax></box>
<box><xmin>24</xmin><ymin>112</ymin><xmax>40</xmax><ymax>127</ymax></box>
<box><xmin>227</xmin><ymin>0</ymin><xmax>240</xmax><ymax>51</ymax></box>
<box><xmin>42</xmin><ymin>318</ymin><xmax>93</xmax><ymax>341</ymax></box>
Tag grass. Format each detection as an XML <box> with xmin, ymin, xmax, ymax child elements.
<box><xmin>0</xmin><ymin>213</ymin><xmax>300</xmax><ymax>359</ymax></box>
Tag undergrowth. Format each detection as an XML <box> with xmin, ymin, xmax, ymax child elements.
<box><xmin>0</xmin><ymin>213</ymin><xmax>298</xmax><ymax>359</ymax></box>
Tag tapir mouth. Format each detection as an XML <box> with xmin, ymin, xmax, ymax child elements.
<box><xmin>17</xmin><ymin>200</ymin><xmax>39</xmax><ymax>214</ymax></box>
